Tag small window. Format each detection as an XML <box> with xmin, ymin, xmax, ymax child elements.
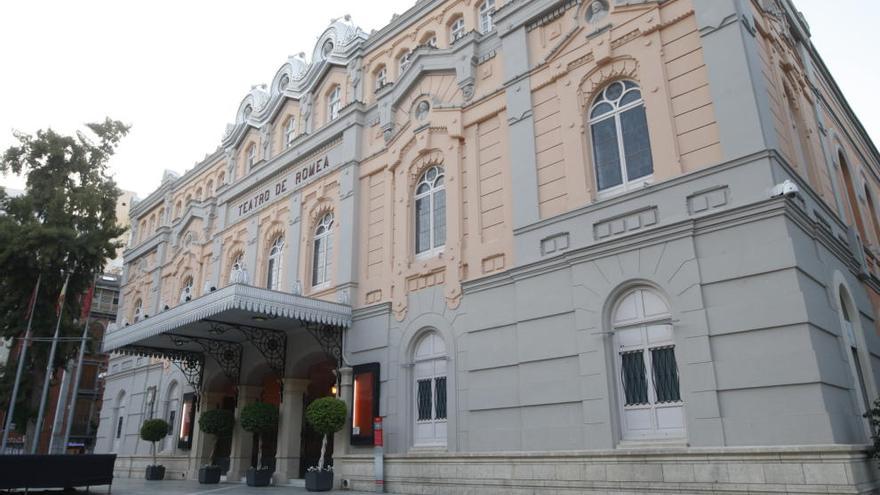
<box><xmin>479</xmin><ymin>0</ymin><xmax>495</xmax><ymax>34</ymax></box>
<box><xmin>279</xmin><ymin>74</ymin><xmax>290</xmax><ymax>91</ymax></box>
<box><xmin>179</xmin><ymin>276</ymin><xmax>193</xmax><ymax>303</ymax></box>
<box><xmin>266</xmin><ymin>235</ymin><xmax>284</xmax><ymax>291</ymax></box>
<box><xmin>246</xmin><ymin>144</ymin><xmax>256</xmax><ymax>169</ymax></box>
<box><xmin>322</xmin><ymin>40</ymin><xmax>334</xmax><ymax>57</ymax></box>
<box><xmin>589</xmin><ymin>80</ymin><xmax>653</xmax><ymax>195</ymax></box>
<box><xmin>133</xmin><ymin>299</ymin><xmax>143</xmax><ymax>323</ymax></box>
<box><xmin>312</xmin><ymin>212</ymin><xmax>334</xmax><ymax>287</ymax></box>
<box><xmin>450</xmin><ymin>17</ymin><xmax>466</xmax><ymax>42</ymax></box>
<box><xmin>415</xmin><ymin>166</ymin><xmax>446</xmax><ymax>255</ymax></box>
<box><xmin>399</xmin><ymin>50</ymin><xmax>412</xmax><ymax>75</ymax></box>
<box><xmin>328</xmin><ymin>86</ymin><xmax>342</xmax><ymax>121</ymax></box>
<box><xmin>285</xmin><ymin>116</ymin><xmax>297</xmax><ymax>148</ymax></box>
<box><xmin>116</xmin><ymin>416</ymin><xmax>124</xmax><ymax>439</ymax></box>
<box><xmin>375</xmin><ymin>66</ymin><xmax>387</xmax><ymax>91</ymax></box>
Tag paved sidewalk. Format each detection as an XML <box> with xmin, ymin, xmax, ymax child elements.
<box><xmin>106</xmin><ymin>477</ymin><xmax>385</xmax><ymax>495</ymax></box>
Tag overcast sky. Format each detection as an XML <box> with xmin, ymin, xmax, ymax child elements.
<box><xmin>1</xmin><ymin>0</ymin><xmax>878</xmax><ymax>199</ymax></box>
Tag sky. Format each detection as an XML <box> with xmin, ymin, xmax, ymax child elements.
<box><xmin>0</xmin><ymin>0</ymin><xmax>878</xmax><ymax>199</ymax></box>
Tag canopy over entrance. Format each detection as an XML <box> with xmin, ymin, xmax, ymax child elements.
<box><xmin>102</xmin><ymin>283</ymin><xmax>351</xmax><ymax>392</ymax></box>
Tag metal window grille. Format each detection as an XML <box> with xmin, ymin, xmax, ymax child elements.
<box><xmin>651</xmin><ymin>346</ymin><xmax>681</xmax><ymax>403</ymax></box>
<box><xmin>417</xmin><ymin>379</ymin><xmax>432</xmax><ymax>421</ymax></box>
<box><xmin>621</xmin><ymin>350</ymin><xmax>648</xmax><ymax>406</ymax></box>
<box><xmin>434</xmin><ymin>376</ymin><xmax>447</xmax><ymax>420</ymax></box>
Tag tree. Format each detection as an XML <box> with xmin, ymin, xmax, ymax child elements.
<box><xmin>239</xmin><ymin>402</ymin><xmax>278</xmax><ymax>470</ymax></box>
<box><xmin>140</xmin><ymin>419</ymin><xmax>170</xmax><ymax>467</ymax></box>
<box><xmin>0</xmin><ymin>118</ymin><xmax>129</xmax><ymax>433</ymax></box>
<box><xmin>198</xmin><ymin>408</ymin><xmax>235</xmax><ymax>465</ymax></box>
<box><xmin>305</xmin><ymin>397</ymin><xmax>346</xmax><ymax>471</ymax></box>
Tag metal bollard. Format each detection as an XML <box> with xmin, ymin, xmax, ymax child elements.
<box><xmin>374</xmin><ymin>416</ymin><xmax>384</xmax><ymax>493</ymax></box>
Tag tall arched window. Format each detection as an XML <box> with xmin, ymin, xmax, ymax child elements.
<box><xmin>229</xmin><ymin>252</ymin><xmax>247</xmax><ymax>284</ymax></box>
<box><xmin>312</xmin><ymin>213</ymin><xmax>334</xmax><ymax>287</ymax></box>
<box><xmin>375</xmin><ymin>66</ymin><xmax>387</xmax><ymax>91</ymax></box>
<box><xmin>415</xmin><ymin>166</ymin><xmax>446</xmax><ymax>255</ymax></box>
<box><xmin>328</xmin><ymin>86</ymin><xmax>342</xmax><ymax>121</ymax></box>
<box><xmin>179</xmin><ymin>276</ymin><xmax>193</xmax><ymax>303</ymax></box>
<box><xmin>839</xmin><ymin>287</ymin><xmax>872</xmax><ymax>432</ymax></box>
<box><xmin>162</xmin><ymin>382</ymin><xmax>179</xmax><ymax>452</ymax></box>
<box><xmin>589</xmin><ymin>80</ymin><xmax>653</xmax><ymax>195</ymax></box>
<box><xmin>266</xmin><ymin>235</ymin><xmax>284</xmax><ymax>291</ymax></box>
<box><xmin>133</xmin><ymin>299</ymin><xmax>143</xmax><ymax>323</ymax></box>
<box><xmin>112</xmin><ymin>390</ymin><xmax>127</xmax><ymax>453</ymax></box>
<box><xmin>450</xmin><ymin>17</ymin><xmax>465</xmax><ymax>42</ymax></box>
<box><xmin>285</xmin><ymin>116</ymin><xmax>297</xmax><ymax>148</ymax></box>
<box><xmin>413</xmin><ymin>331</ymin><xmax>447</xmax><ymax>447</ymax></box>
<box><xmin>246</xmin><ymin>144</ymin><xmax>257</xmax><ymax>170</ymax></box>
<box><xmin>479</xmin><ymin>0</ymin><xmax>495</xmax><ymax>33</ymax></box>
<box><xmin>612</xmin><ymin>288</ymin><xmax>684</xmax><ymax>440</ymax></box>
<box><xmin>839</xmin><ymin>152</ymin><xmax>866</xmax><ymax>239</ymax></box>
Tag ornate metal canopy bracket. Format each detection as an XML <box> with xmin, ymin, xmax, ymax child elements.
<box><xmin>166</xmin><ymin>334</ymin><xmax>242</xmax><ymax>385</ymax></box>
<box><xmin>304</xmin><ymin>323</ymin><xmax>343</xmax><ymax>369</ymax></box>
<box><xmin>118</xmin><ymin>344</ymin><xmax>205</xmax><ymax>393</ymax></box>
<box><xmin>206</xmin><ymin>321</ymin><xmax>287</xmax><ymax>378</ymax></box>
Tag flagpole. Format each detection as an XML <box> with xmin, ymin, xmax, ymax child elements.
<box><xmin>1</xmin><ymin>275</ymin><xmax>41</xmax><ymax>454</ymax></box>
<box><xmin>32</xmin><ymin>271</ymin><xmax>70</xmax><ymax>454</ymax></box>
<box><xmin>61</xmin><ymin>276</ymin><xmax>95</xmax><ymax>454</ymax></box>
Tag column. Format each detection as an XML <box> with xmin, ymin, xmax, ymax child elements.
<box><xmin>228</xmin><ymin>385</ymin><xmax>261</xmax><ymax>481</ymax></box>
<box><xmin>187</xmin><ymin>392</ymin><xmax>224</xmax><ymax>480</ymax></box>
<box><xmin>274</xmin><ymin>378</ymin><xmax>310</xmax><ymax>484</ymax></box>
<box><xmin>332</xmin><ymin>367</ymin><xmax>353</xmax><ymax>489</ymax></box>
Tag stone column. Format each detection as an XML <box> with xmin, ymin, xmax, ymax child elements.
<box><xmin>332</xmin><ymin>367</ymin><xmax>353</xmax><ymax>488</ymax></box>
<box><xmin>228</xmin><ymin>385</ymin><xmax>261</xmax><ymax>481</ymax></box>
<box><xmin>187</xmin><ymin>392</ymin><xmax>224</xmax><ymax>479</ymax></box>
<box><xmin>274</xmin><ymin>378</ymin><xmax>310</xmax><ymax>484</ymax></box>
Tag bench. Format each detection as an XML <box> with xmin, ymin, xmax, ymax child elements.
<box><xmin>0</xmin><ymin>454</ymin><xmax>116</xmax><ymax>491</ymax></box>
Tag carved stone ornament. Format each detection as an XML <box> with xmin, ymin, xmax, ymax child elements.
<box><xmin>586</xmin><ymin>0</ymin><xmax>609</xmax><ymax>24</ymax></box>
<box><xmin>461</xmin><ymin>83</ymin><xmax>475</xmax><ymax>101</ymax></box>
<box><xmin>415</xmin><ymin>100</ymin><xmax>430</xmax><ymax>121</ymax></box>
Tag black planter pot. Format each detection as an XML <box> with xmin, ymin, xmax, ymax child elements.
<box><xmin>305</xmin><ymin>470</ymin><xmax>333</xmax><ymax>492</ymax></box>
<box><xmin>145</xmin><ymin>465</ymin><xmax>166</xmax><ymax>481</ymax></box>
<box><xmin>246</xmin><ymin>467</ymin><xmax>272</xmax><ymax>487</ymax></box>
<box><xmin>199</xmin><ymin>465</ymin><xmax>222</xmax><ymax>484</ymax></box>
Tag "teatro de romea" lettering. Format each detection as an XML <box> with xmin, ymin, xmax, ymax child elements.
<box><xmin>234</xmin><ymin>155</ymin><xmax>332</xmax><ymax>219</ymax></box>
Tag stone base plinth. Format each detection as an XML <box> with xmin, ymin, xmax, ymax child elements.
<box><xmin>337</xmin><ymin>445</ymin><xmax>880</xmax><ymax>494</ymax></box>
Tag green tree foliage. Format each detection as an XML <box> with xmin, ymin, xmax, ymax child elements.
<box><xmin>0</xmin><ymin>118</ymin><xmax>129</xmax><ymax>426</ymax></box>
<box><xmin>305</xmin><ymin>396</ymin><xmax>346</xmax><ymax>471</ymax></box>
<box><xmin>140</xmin><ymin>419</ymin><xmax>170</xmax><ymax>466</ymax></box>
<box><xmin>198</xmin><ymin>408</ymin><xmax>235</xmax><ymax>464</ymax></box>
<box><xmin>239</xmin><ymin>402</ymin><xmax>278</xmax><ymax>469</ymax></box>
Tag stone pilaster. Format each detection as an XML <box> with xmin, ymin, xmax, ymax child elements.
<box><xmin>227</xmin><ymin>385</ymin><xmax>261</xmax><ymax>481</ymax></box>
<box><xmin>274</xmin><ymin>378</ymin><xmax>310</xmax><ymax>484</ymax></box>
<box><xmin>332</xmin><ymin>367</ymin><xmax>353</xmax><ymax>488</ymax></box>
<box><xmin>186</xmin><ymin>392</ymin><xmax>224</xmax><ymax>480</ymax></box>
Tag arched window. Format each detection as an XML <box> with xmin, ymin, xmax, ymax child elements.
<box><xmin>839</xmin><ymin>152</ymin><xmax>866</xmax><ymax>239</ymax></box>
<box><xmin>179</xmin><ymin>276</ymin><xmax>193</xmax><ymax>303</ymax></box>
<box><xmin>328</xmin><ymin>86</ymin><xmax>342</xmax><ymax>121</ymax></box>
<box><xmin>399</xmin><ymin>50</ymin><xmax>412</xmax><ymax>76</ymax></box>
<box><xmin>479</xmin><ymin>0</ymin><xmax>495</xmax><ymax>34</ymax></box>
<box><xmin>612</xmin><ymin>288</ymin><xmax>684</xmax><ymax>440</ymax></box>
<box><xmin>162</xmin><ymin>382</ymin><xmax>180</xmax><ymax>452</ymax></box>
<box><xmin>266</xmin><ymin>235</ymin><xmax>284</xmax><ymax>291</ymax></box>
<box><xmin>589</xmin><ymin>80</ymin><xmax>653</xmax><ymax>195</ymax></box>
<box><xmin>421</xmin><ymin>32</ymin><xmax>437</xmax><ymax>48</ymax></box>
<box><xmin>246</xmin><ymin>144</ymin><xmax>257</xmax><ymax>170</ymax></box>
<box><xmin>839</xmin><ymin>287</ymin><xmax>873</xmax><ymax>431</ymax></box>
<box><xmin>374</xmin><ymin>66</ymin><xmax>387</xmax><ymax>91</ymax></box>
<box><xmin>229</xmin><ymin>252</ymin><xmax>248</xmax><ymax>284</ymax></box>
<box><xmin>413</xmin><ymin>331</ymin><xmax>447</xmax><ymax>447</ymax></box>
<box><xmin>285</xmin><ymin>116</ymin><xmax>297</xmax><ymax>148</ymax></box>
<box><xmin>112</xmin><ymin>390</ymin><xmax>127</xmax><ymax>453</ymax></box>
<box><xmin>450</xmin><ymin>17</ymin><xmax>466</xmax><ymax>43</ymax></box>
<box><xmin>415</xmin><ymin>166</ymin><xmax>446</xmax><ymax>255</ymax></box>
<box><xmin>312</xmin><ymin>213</ymin><xmax>334</xmax><ymax>287</ymax></box>
<box><xmin>132</xmin><ymin>299</ymin><xmax>143</xmax><ymax>323</ymax></box>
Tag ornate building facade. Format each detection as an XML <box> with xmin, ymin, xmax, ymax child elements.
<box><xmin>98</xmin><ymin>0</ymin><xmax>880</xmax><ymax>492</ymax></box>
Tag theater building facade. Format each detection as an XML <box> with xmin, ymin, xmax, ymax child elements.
<box><xmin>97</xmin><ymin>0</ymin><xmax>880</xmax><ymax>492</ymax></box>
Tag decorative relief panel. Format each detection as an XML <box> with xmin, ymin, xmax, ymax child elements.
<box><xmin>540</xmin><ymin>233</ymin><xmax>570</xmax><ymax>256</ymax></box>
<box><xmin>593</xmin><ymin>206</ymin><xmax>658</xmax><ymax>241</ymax></box>
<box><xmin>406</xmin><ymin>268</ymin><xmax>446</xmax><ymax>292</ymax></box>
<box><xmin>481</xmin><ymin>254</ymin><xmax>506</xmax><ymax>274</ymax></box>
<box><xmin>687</xmin><ymin>186</ymin><xmax>729</xmax><ymax>215</ymax></box>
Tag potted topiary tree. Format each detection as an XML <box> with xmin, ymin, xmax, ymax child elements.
<box><xmin>140</xmin><ymin>419</ymin><xmax>170</xmax><ymax>480</ymax></box>
<box><xmin>239</xmin><ymin>401</ymin><xmax>279</xmax><ymax>487</ymax></box>
<box><xmin>304</xmin><ymin>397</ymin><xmax>347</xmax><ymax>492</ymax></box>
<box><xmin>197</xmin><ymin>408</ymin><xmax>235</xmax><ymax>484</ymax></box>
